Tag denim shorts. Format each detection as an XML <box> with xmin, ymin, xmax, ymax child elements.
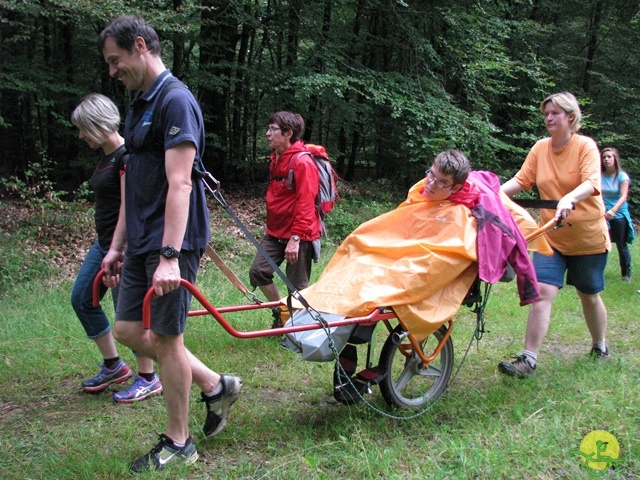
<box><xmin>117</xmin><ymin>249</ymin><xmax>202</xmax><ymax>335</ymax></box>
<box><xmin>533</xmin><ymin>249</ymin><xmax>607</xmax><ymax>294</ymax></box>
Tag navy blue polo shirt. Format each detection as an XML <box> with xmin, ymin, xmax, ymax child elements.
<box><xmin>123</xmin><ymin>69</ymin><xmax>210</xmax><ymax>255</ymax></box>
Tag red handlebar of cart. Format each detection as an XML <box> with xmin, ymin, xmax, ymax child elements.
<box><xmin>141</xmin><ymin>279</ymin><xmax>394</xmax><ymax>338</ymax></box>
<box><xmin>92</xmin><ymin>268</ymin><xmax>105</xmax><ymax>307</ymax></box>
<box><xmin>92</xmin><ymin>268</ymin><xmax>393</xmax><ymax>340</ymax></box>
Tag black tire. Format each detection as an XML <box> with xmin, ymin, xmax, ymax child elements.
<box><xmin>378</xmin><ymin>324</ymin><xmax>453</xmax><ymax>409</ymax></box>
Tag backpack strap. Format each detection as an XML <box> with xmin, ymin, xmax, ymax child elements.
<box><xmin>147</xmin><ymin>79</ymin><xmax>183</xmax><ymax>148</ymax></box>
<box><xmin>288</xmin><ymin>151</ymin><xmax>326</xmax><ymax>233</ymax></box>
<box><xmin>269</xmin><ymin>151</ymin><xmax>311</xmax><ymax>188</ymax></box>
<box><xmin>286</xmin><ymin>151</ymin><xmax>314</xmax><ymax>189</ymax></box>
<box><xmin>112</xmin><ymin>145</ymin><xmax>128</xmax><ymax>173</ymax></box>
<box><xmin>149</xmin><ymin>78</ymin><xmax>206</xmax><ymax>178</ymax></box>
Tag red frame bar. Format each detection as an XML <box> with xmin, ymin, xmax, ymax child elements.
<box><xmin>142</xmin><ymin>279</ymin><xmax>396</xmax><ymax>337</ymax></box>
<box><xmin>89</xmin><ymin>212</ymin><xmax>559</xmax><ymax>372</ymax></box>
<box><xmin>93</xmin><ymin>270</ymin><xmax>449</xmax><ymax>368</ymax></box>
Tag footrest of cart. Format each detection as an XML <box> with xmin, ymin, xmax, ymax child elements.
<box><xmin>354</xmin><ymin>365</ymin><xmax>386</xmax><ymax>385</ymax></box>
<box><xmin>333</xmin><ymin>365</ymin><xmax>387</xmax><ymax>405</ymax></box>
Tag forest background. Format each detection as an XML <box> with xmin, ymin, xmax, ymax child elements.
<box><xmin>2</xmin><ymin>0</ymin><xmax>640</xmax><ymax>209</ymax></box>
<box><xmin>2</xmin><ymin>3</ymin><xmax>640</xmax><ymax>477</ymax></box>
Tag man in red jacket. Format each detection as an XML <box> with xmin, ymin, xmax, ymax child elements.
<box><xmin>249</xmin><ymin>111</ymin><xmax>322</xmax><ymax>326</ymax></box>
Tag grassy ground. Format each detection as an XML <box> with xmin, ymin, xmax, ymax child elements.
<box><xmin>1</xmin><ymin>193</ymin><xmax>639</xmax><ymax>479</ymax></box>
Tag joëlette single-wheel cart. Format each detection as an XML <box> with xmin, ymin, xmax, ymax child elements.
<box><xmin>93</xmin><ymin>213</ymin><xmax>561</xmax><ymax>411</ymax></box>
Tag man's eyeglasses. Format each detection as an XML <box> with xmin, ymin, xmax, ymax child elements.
<box><xmin>425</xmin><ymin>169</ymin><xmax>454</xmax><ymax>189</ymax></box>
<box><xmin>267</xmin><ymin>126</ymin><xmax>281</xmax><ymax>133</ymax></box>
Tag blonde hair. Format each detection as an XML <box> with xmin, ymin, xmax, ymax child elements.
<box><xmin>540</xmin><ymin>91</ymin><xmax>582</xmax><ymax>133</ymax></box>
<box><xmin>71</xmin><ymin>93</ymin><xmax>120</xmax><ymax>144</ymax></box>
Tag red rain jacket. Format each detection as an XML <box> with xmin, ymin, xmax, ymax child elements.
<box><xmin>266</xmin><ymin>140</ymin><xmax>322</xmax><ymax>241</ymax></box>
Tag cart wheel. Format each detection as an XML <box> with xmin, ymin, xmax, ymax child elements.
<box><xmin>378</xmin><ymin>324</ymin><xmax>453</xmax><ymax>409</ymax></box>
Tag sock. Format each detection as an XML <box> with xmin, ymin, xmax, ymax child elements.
<box><xmin>139</xmin><ymin>372</ymin><xmax>155</xmax><ymax>382</ymax></box>
<box><xmin>522</xmin><ymin>349</ymin><xmax>537</xmax><ymax>367</ymax></box>
<box><xmin>164</xmin><ymin>435</ymin><xmax>184</xmax><ymax>449</ymax></box>
<box><xmin>594</xmin><ymin>339</ymin><xmax>607</xmax><ymax>351</ymax></box>
<box><xmin>104</xmin><ymin>357</ymin><xmax>120</xmax><ymax>369</ymax></box>
<box><xmin>204</xmin><ymin>381</ymin><xmax>223</xmax><ymax>398</ymax></box>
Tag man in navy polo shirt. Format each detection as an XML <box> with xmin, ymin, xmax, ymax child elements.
<box><xmin>99</xmin><ymin>16</ymin><xmax>242</xmax><ymax>472</ymax></box>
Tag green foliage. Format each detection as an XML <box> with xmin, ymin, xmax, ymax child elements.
<box><xmin>0</xmin><ymin>197</ymin><xmax>93</xmax><ymax>294</ymax></box>
<box><xmin>324</xmin><ymin>180</ymin><xmax>400</xmax><ymax>242</ymax></box>
<box><xmin>72</xmin><ymin>181</ymin><xmax>93</xmax><ymax>202</ymax></box>
<box><xmin>0</xmin><ymin>231</ymin><xmax>54</xmax><ymax>293</ymax></box>
<box><xmin>2</xmin><ymin>0</ymin><xmax>640</xmax><ymax>217</ymax></box>
<box><xmin>0</xmin><ymin>154</ymin><xmax>67</xmax><ymax>206</ymax></box>
<box><xmin>1</xmin><ymin>197</ymin><xmax>639</xmax><ymax>478</ymax></box>
<box><xmin>0</xmin><ymin>200</ymin><xmax>78</xmax><ymax>293</ymax></box>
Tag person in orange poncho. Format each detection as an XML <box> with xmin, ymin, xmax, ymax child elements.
<box><xmin>290</xmin><ymin>150</ymin><xmax>546</xmax><ymax>344</ymax></box>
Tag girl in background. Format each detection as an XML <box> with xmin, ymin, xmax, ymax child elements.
<box><xmin>601</xmin><ymin>147</ymin><xmax>635</xmax><ymax>282</ymax></box>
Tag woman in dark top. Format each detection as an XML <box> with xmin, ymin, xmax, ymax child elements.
<box><xmin>70</xmin><ymin>94</ymin><xmax>161</xmax><ymax>402</ymax></box>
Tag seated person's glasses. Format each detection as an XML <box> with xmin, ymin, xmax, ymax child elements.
<box><xmin>425</xmin><ymin>169</ymin><xmax>454</xmax><ymax>189</ymax></box>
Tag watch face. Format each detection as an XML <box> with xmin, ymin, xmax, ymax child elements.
<box><xmin>161</xmin><ymin>246</ymin><xmax>179</xmax><ymax>258</ymax></box>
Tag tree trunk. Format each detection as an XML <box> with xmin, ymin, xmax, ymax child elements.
<box><xmin>583</xmin><ymin>0</ymin><xmax>603</xmax><ymax>93</ymax></box>
<box><xmin>198</xmin><ymin>0</ymin><xmax>240</xmax><ymax>180</ymax></box>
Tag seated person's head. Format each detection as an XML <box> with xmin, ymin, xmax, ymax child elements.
<box><xmin>422</xmin><ymin>149</ymin><xmax>471</xmax><ymax>201</ymax></box>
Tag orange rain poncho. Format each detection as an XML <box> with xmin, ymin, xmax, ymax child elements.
<box><xmin>293</xmin><ymin>174</ymin><xmax>550</xmax><ymax>342</ymax></box>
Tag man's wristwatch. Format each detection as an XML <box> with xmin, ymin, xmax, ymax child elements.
<box><xmin>291</xmin><ymin>235</ymin><xmax>300</xmax><ymax>242</ymax></box>
<box><xmin>160</xmin><ymin>245</ymin><xmax>181</xmax><ymax>259</ymax></box>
